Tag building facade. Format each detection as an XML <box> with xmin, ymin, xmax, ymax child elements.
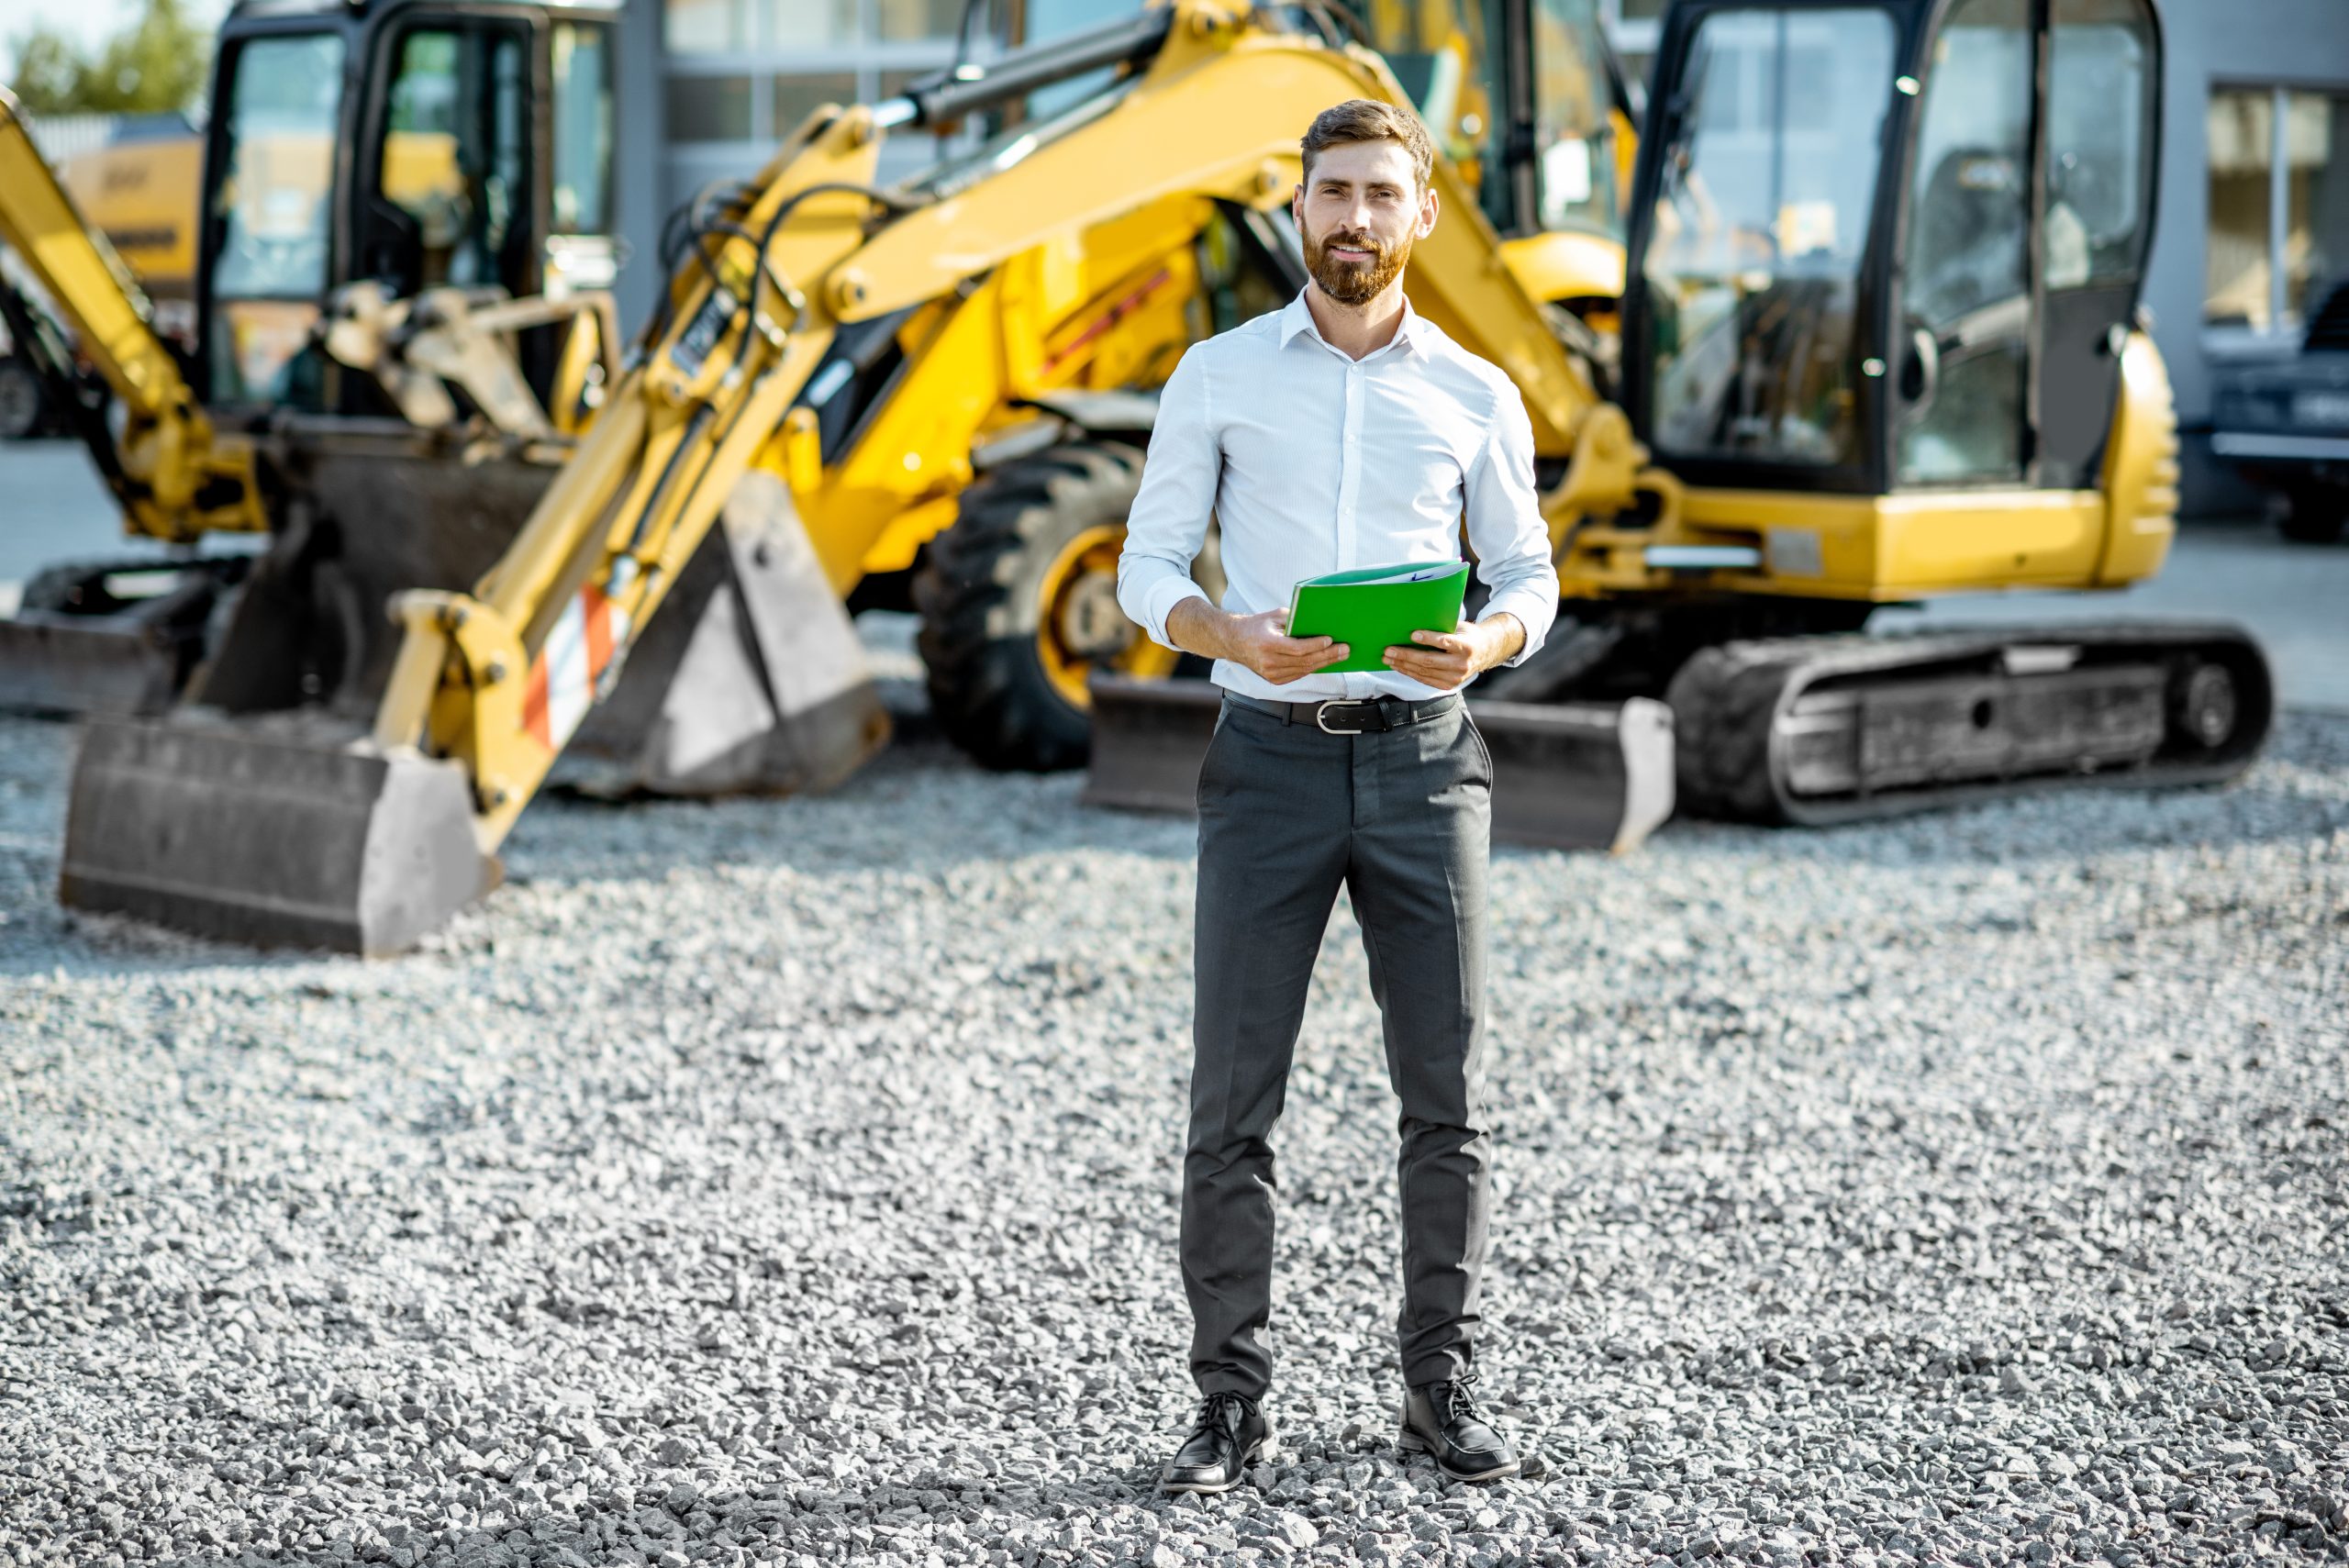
<box><xmin>2144</xmin><ymin>0</ymin><xmax>2349</xmax><ymax>512</ymax></box>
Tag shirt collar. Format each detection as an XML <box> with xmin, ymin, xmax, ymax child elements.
<box><xmin>1278</xmin><ymin>286</ymin><xmax>1422</xmax><ymax>359</ymax></box>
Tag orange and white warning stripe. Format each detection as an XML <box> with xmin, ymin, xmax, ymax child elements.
<box><xmin>522</xmin><ymin>579</ymin><xmax>632</xmax><ymax>753</ymax></box>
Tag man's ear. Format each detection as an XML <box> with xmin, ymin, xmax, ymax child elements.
<box><xmin>1419</xmin><ymin>183</ymin><xmax>1441</xmax><ymax>238</ymax></box>
<box><xmin>1291</xmin><ymin>183</ymin><xmax>1306</xmax><ymax>225</ymax></box>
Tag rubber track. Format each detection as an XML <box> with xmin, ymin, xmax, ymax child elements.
<box><xmin>16</xmin><ymin>555</ymin><xmax>247</xmax><ymax>616</ymax></box>
<box><xmin>1664</xmin><ymin>621</ymin><xmax>2276</xmax><ymax>827</ymax></box>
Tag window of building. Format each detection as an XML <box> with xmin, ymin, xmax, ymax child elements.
<box><xmin>772</xmin><ymin>73</ymin><xmax>861</xmax><ymax>139</ymax></box>
<box><xmin>772</xmin><ymin>0</ymin><xmax>864</xmax><ymax>49</ymax></box>
<box><xmin>662</xmin><ymin>0</ymin><xmax>971</xmax><ymax>157</ymax></box>
<box><xmin>667</xmin><ymin>74</ymin><xmax>753</xmax><ymax>142</ymax></box>
<box><xmin>874</xmin><ymin>0</ymin><xmax>964</xmax><ymax>42</ymax></box>
<box><xmin>2206</xmin><ymin>84</ymin><xmax>2349</xmax><ymax>338</ymax></box>
<box><xmin>664</xmin><ymin>0</ymin><xmax>751</xmax><ymax>55</ymax></box>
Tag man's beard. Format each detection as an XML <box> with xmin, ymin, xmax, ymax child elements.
<box><xmin>1304</xmin><ymin>224</ymin><xmax>1410</xmax><ymax>306</ymax></box>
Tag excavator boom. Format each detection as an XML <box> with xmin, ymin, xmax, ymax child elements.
<box><xmin>0</xmin><ymin>89</ymin><xmax>262</xmax><ymax>541</ymax></box>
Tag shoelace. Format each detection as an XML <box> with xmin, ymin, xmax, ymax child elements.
<box><xmin>1436</xmin><ymin>1369</ymin><xmax>1485</xmax><ymax>1421</ymax></box>
<box><xmin>1195</xmin><ymin>1389</ymin><xmax>1252</xmax><ymax>1435</ymax></box>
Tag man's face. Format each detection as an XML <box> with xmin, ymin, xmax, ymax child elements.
<box><xmin>1292</xmin><ymin>138</ymin><xmax>1438</xmax><ymax>306</ymax></box>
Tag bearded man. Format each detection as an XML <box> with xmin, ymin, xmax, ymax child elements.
<box><xmin>1116</xmin><ymin>98</ymin><xmax>1560</xmax><ymax>1493</ymax></box>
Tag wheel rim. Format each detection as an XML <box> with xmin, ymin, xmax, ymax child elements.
<box><xmin>2180</xmin><ymin>662</ymin><xmax>2239</xmax><ymax>749</ymax></box>
<box><xmin>1033</xmin><ymin>522</ymin><xmax>1177</xmax><ymax>711</ymax></box>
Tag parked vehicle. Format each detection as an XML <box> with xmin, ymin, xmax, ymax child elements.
<box><xmin>2210</xmin><ymin>279</ymin><xmax>2349</xmax><ymax>544</ymax></box>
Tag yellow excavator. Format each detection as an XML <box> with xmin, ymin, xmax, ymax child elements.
<box><xmin>1086</xmin><ymin>0</ymin><xmax>2271</xmax><ymax>831</ymax></box>
<box><xmin>0</xmin><ymin>0</ymin><xmax>629</xmax><ymax>720</ymax></box>
<box><xmin>41</xmin><ymin>0</ymin><xmax>2268</xmax><ymax>954</ymax></box>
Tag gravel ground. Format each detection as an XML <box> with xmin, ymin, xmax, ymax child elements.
<box><xmin>1</xmin><ymin>691</ymin><xmax>2344</xmax><ymax>1568</ymax></box>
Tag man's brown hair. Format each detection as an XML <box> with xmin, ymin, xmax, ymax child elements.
<box><xmin>1299</xmin><ymin>98</ymin><xmax>1435</xmax><ymax>193</ymax></box>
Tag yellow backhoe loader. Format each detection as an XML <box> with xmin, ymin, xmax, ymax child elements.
<box><xmin>49</xmin><ymin>0</ymin><xmax>2268</xmax><ymax>956</ymax></box>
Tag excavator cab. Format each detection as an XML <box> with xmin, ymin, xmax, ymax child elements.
<box><xmin>197</xmin><ymin>0</ymin><xmax>619</xmax><ymax>413</ymax></box>
<box><xmin>1623</xmin><ymin>0</ymin><xmax>2160</xmax><ymax>526</ymax></box>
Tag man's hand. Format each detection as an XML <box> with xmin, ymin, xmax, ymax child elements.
<box><xmin>1166</xmin><ymin>599</ymin><xmax>1351</xmax><ymax>685</ymax></box>
<box><xmin>1382</xmin><ymin>613</ymin><xmax>1525</xmax><ymax>688</ymax></box>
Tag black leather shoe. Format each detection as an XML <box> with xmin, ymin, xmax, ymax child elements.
<box><xmin>1397</xmin><ymin>1370</ymin><xmax>1519</xmax><ymax>1483</ymax></box>
<box><xmin>1158</xmin><ymin>1390</ymin><xmax>1273</xmax><ymax>1495</ymax></box>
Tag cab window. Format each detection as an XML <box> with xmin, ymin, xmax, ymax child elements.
<box><xmin>206</xmin><ymin>31</ymin><xmax>346</xmax><ymax>403</ymax></box>
<box><xmin>374</xmin><ymin>24</ymin><xmax>531</xmax><ymax>295</ymax></box>
<box><xmin>1641</xmin><ymin>6</ymin><xmax>1898</xmax><ymax>469</ymax></box>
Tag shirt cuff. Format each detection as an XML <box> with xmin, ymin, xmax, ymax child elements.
<box><xmin>1143</xmin><ymin>578</ymin><xmax>1210</xmax><ymax>651</ymax></box>
<box><xmin>1480</xmin><ymin>591</ymin><xmax>1553</xmax><ymax>668</ymax></box>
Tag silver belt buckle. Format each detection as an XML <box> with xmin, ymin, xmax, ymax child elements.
<box><xmin>1315</xmin><ymin>700</ymin><xmax>1367</xmax><ymax>735</ymax></box>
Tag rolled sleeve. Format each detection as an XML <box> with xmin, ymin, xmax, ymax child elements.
<box><xmin>1462</xmin><ymin>390</ymin><xmax>1559</xmax><ymax>667</ymax></box>
<box><xmin>1116</xmin><ymin>349</ymin><xmax>1219</xmax><ymax>651</ymax></box>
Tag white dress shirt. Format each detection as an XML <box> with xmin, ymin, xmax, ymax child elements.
<box><xmin>1115</xmin><ymin>287</ymin><xmax>1559</xmax><ymax>703</ymax></box>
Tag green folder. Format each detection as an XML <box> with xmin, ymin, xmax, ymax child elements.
<box><xmin>1286</xmin><ymin>560</ymin><xmax>1472</xmax><ymax>673</ymax></box>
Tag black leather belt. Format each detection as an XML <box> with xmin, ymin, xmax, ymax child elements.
<box><xmin>1225</xmin><ymin>690</ymin><xmax>1461</xmax><ymax>735</ymax></box>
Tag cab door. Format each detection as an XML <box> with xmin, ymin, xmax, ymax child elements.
<box><xmin>1892</xmin><ymin>0</ymin><xmax>2160</xmax><ymax>492</ymax></box>
<box><xmin>1623</xmin><ymin>0</ymin><xmax>1910</xmax><ymax>495</ymax></box>
<box><xmin>347</xmin><ymin>4</ymin><xmax>619</xmax><ymax>410</ymax></box>
<box><xmin>195</xmin><ymin>22</ymin><xmax>360</xmax><ymax>409</ymax></box>
<box><xmin>355</xmin><ymin>11</ymin><xmax>540</xmax><ymax>304</ymax></box>
<box><xmin>2032</xmin><ymin>0</ymin><xmax>2159</xmax><ymax>490</ymax></box>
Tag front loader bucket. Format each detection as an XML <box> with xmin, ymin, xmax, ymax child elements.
<box><xmin>59</xmin><ymin>716</ymin><xmax>495</xmax><ymax>955</ymax></box>
<box><xmin>1083</xmin><ymin>675</ymin><xmax>1675</xmax><ymax>854</ymax></box>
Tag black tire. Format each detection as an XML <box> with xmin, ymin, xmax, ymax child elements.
<box><xmin>913</xmin><ymin>440</ymin><xmax>1145</xmax><ymax>772</ymax></box>
<box><xmin>2276</xmin><ymin>486</ymin><xmax>2345</xmax><ymax>545</ymax></box>
<box><xmin>0</xmin><ymin>355</ymin><xmax>45</xmax><ymax>442</ymax></box>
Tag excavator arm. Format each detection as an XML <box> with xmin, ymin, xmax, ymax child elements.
<box><xmin>0</xmin><ymin>88</ymin><xmax>264</xmax><ymax>541</ymax></box>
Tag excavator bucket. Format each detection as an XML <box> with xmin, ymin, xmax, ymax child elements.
<box><xmin>0</xmin><ymin>557</ymin><xmax>252</xmax><ymax>718</ymax></box>
<box><xmin>54</xmin><ymin>441</ymin><xmax>545</xmax><ymax>951</ymax></box>
<box><xmin>1082</xmin><ymin>674</ymin><xmax>1675</xmax><ymax>853</ymax></box>
<box><xmin>55</xmin><ymin>451</ymin><xmax>885</xmax><ymax>954</ymax></box>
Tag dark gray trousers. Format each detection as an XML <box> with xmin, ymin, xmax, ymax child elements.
<box><xmin>1184</xmin><ymin>693</ymin><xmax>1495</xmax><ymax>1399</ymax></box>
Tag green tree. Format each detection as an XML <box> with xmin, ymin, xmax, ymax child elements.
<box><xmin>7</xmin><ymin>0</ymin><xmax>213</xmax><ymax>116</ymax></box>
